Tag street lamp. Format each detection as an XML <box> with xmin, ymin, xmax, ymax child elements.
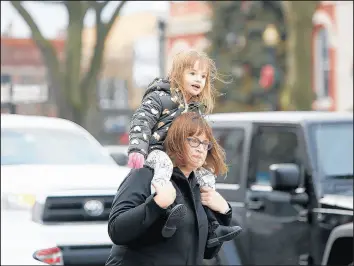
<box><xmin>260</xmin><ymin>24</ymin><xmax>282</xmax><ymax>111</ymax></box>
<box><xmin>262</xmin><ymin>23</ymin><xmax>280</xmax><ymax>65</ymax></box>
<box><xmin>1</xmin><ymin>74</ymin><xmax>16</xmax><ymax>114</ymax></box>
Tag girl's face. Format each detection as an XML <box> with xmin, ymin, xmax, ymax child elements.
<box><xmin>184</xmin><ymin>132</ymin><xmax>210</xmax><ymax>171</ymax></box>
<box><xmin>182</xmin><ymin>60</ymin><xmax>207</xmax><ymax>100</ymax></box>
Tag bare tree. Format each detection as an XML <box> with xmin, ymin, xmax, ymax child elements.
<box><xmin>10</xmin><ymin>1</ymin><xmax>127</xmax><ymax>125</ymax></box>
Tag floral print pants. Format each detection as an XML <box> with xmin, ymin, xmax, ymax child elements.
<box><xmin>145</xmin><ymin>149</ymin><xmax>216</xmax><ymax>194</ymax></box>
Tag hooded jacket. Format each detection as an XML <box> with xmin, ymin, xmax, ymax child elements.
<box><xmin>106</xmin><ymin>167</ymin><xmax>232</xmax><ymax>266</ymax></box>
<box><xmin>128</xmin><ymin>78</ymin><xmax>205</xmax><ymax>157</ymax></box>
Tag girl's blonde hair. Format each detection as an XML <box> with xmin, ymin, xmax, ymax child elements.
<box><xmin>168</xmin><ymin>50</ymin><xmax>225</xmax><ymax>114</ymax></box>
<box><xmin>165</xmin><ymin>112</ymin><xmax>228</xmax><ymax>177</ymax></box>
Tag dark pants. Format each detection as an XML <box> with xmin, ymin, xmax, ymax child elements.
<box><xmin>204</xmin><ymin>206</ymin><xmax>219</xmax><ymax>234</ymax></box>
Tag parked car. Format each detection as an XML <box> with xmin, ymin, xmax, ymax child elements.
<box><xmin>1</xmin><ymin>114</ymin><xmax>131</xmax><ymax>265</ymax></box>
<box><xmin>1</xmin><ymin>207</ymin><xmax>62</xmax><ymax>265</ymax></box>
<box><xmin>205</xmin><ymin>111</ymin><xmax>353</xmax><ymax>265</ymax></box>
<box><xmin>104</xmin><ymin>145</ymin><xmax>129</xmax><ymax>166</ymax></box>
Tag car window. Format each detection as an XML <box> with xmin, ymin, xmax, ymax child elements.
<box><xmin>212</xmin><ymin>128</ymin><xmax>245</xmax><ymax>184</ymax></box>
<box><xmin>311</xmin><ymin>122</ymin><xmax>353</xmax><ymax>176</ymax></box>
<box><xmin>250</xmin><ymin>128</ymin><xmax>299</xmax><ymax>185</ymax></box>
<box><xmin>1</xmin><ymin>128</ymin><xmax>116</xmax><ymax>166</ymax></box>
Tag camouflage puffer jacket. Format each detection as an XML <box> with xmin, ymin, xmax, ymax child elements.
<box><xmin>128</xmin><ymin>78</ymin><xmax>205</xmax><ymax>158</ymax></box>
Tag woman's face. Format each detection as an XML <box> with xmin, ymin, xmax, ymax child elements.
<box><xmin>184</xmin><ymin>132</ymin><xmax>210</xmax><ymax>170</ymax></box>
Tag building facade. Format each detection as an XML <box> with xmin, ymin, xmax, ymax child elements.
<box><xmin>1</xmin><ymin>37</ymin><xmax>65</xmax><ymax>115</ymax></box>
<box><xmin>166</xmin><ymin>1</ymin><xmax>211</xmax><ymax>71</ymax></box>
<box><xmin>312</xmin><ymin>1</ymin><xmax>353</xmax><ymax>111</ymax></box>
<box><xmin>82</xmin><ymin>11</ymin><xmax>160</xmax><ymax>109</ymax></box>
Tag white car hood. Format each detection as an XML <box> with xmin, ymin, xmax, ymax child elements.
<box><xmin>1</xmin><ymin>164</ymin><xmax>131</xmax><ymax>195</ymax></box>
<box><xmin>320</xmin><ymin>194</ymin><xmax>354</xmax><ymax>210</ymax></box>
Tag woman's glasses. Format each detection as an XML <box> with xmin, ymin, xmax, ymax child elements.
<box><xmin>186</xmin><ymin>137</ymin><xmax>213</xmax><ymax>151</ymax></box>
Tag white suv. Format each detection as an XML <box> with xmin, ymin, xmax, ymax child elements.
<box><xmin>1</xmin><ymin>114</ymin><xmax>130</xmax><ymax>265</ymax></box>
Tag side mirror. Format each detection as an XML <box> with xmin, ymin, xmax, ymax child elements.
<box><xmin>270</xmin><ymin>163</ymin><xmax>301</xmax><ymax>192</ymax></box>
<box><xmin>111</xmin><ymin>153</ymin><xmax>128</xmax><ymax>166</ymax></box>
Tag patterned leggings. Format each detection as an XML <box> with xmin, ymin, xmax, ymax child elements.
<box><xmin>145</xmin><ymin>149</ymin><xmax>216</xmax><ymax>194</ymax></box>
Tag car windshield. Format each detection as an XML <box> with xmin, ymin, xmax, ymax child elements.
<box><xmin>311</xmin><ymin>122</ymin><xmax>353</xmax><ymax>177</ymax></box>
<box><xmin>1</xmin><ymin>128</ymin><xmax>116</xmax><ymax>166</ymax></box>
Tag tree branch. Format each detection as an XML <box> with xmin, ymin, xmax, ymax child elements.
<box><xmin>10</xmin><ymin>1</ymin><xmax>61</xmax><ymax>74</ymax></box>
<box><xmin>84</xmin><ymin>1</ymin><xmax>109</xmax><ymax>13</ymax></box>
<box><xmin>10</xmin><ymin>1</ymin><xmax>65</xmax><ymax>117</ymax></box>
<box><xmin>101</xmin><ymin>1</ymin><xmax>110</xmax><ymax>10</ymax></box>
<box><xmin>10</xmin><ymin>2</ymin><xmax>46</xmax><ymax>44</ymax></box>
<box><xmin>80</xmin><ymin>1</ymin><xmax>127</xmax><ymax>109</ymax></box>
<box><xmin>104</xmin><ymin>1</ymin><xmax>127</xmax><ymax>35</ymax></box>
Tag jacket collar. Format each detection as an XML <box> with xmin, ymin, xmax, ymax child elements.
<box><xmin>172</xmin><ymin>167</ymin><xmax>199</xmax><ymax>189</ymax></box>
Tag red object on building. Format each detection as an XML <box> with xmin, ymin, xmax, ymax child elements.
<box><xmin>259</xmin><ymin>64</ymin><xmax>275</xmax><ymax>90</ymax></box>
<box><xmin>1</xmin><ymin>37</ymin><xmax>65</xmax><ymax>67</ymax></box>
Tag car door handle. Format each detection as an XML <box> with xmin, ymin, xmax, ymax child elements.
<box><xmin>247</xmin><ymin>199</ymin><xmax>265</xmax><ymax>210</ymax></box>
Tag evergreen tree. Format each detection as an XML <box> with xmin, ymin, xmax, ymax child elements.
<box><xmin>208</xmin><ymin>1</ymin><xmax>287</xmax><ymax>112</ymax></box>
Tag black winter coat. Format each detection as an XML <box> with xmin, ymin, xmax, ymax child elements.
<box><xmin>106</xmin><ymin>167</ymin><xmax>232</xmax><ymax>266</ymax></box>
<box><xmin>128</xmin><ymin>78</ymin><xmax>205</xmax><ymax>157</ymax></box>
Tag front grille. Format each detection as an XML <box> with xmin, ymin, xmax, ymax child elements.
<box><xmin>41</xmin><ymin>195</ymin><xmax>114</xmax><ymax>223</ymax></box>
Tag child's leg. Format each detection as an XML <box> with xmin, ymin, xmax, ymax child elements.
<box><xmin>195</xmin><ymin>167</ymin><xmax>219</xmax><ymax>225</ymax></box>
<box><xmin>195</xmin><ymin>167</ymin><xmax>242</xmax><ymax>247</ymax></box>
<box><xmin>195</xmin><ymin>167</ymin><xmax>216</xmax><ymax>189</ymax></box>
<box><xmin>145</xmin><ymin>149</ymin><xmax>186</xmax><ymax>238</ymax></box>
<box><xmin>145</xmin><ymin>149</ymin><xmax>174</xmax><ymax>194</ymax></box>
<box><xmin>194</xmin><ymin>167</ymin><xmax>220</xmax><ymax>226</ymax></box>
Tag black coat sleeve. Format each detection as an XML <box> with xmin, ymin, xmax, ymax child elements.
<box><xmin>203</xmin><ymin>204</ymin><xmax>233</xmax><ymax>259</ymax></box>
<box><xmin>128</xmin><ymin>91</ymin><xmax>163</xmax><ymax>157</ymax></box>
<box><xmin>213</xmin><ymin>203</ymin><xmax>232</xmax><ymax>226</ymax></box>
<box><xmin>107</xmin><ymin>168</ymin><xmax>166</xmax><ymax>245</ymax></box>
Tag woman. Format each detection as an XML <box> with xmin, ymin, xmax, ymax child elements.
<box><xmin>106</xmin><ymin>112</ymin><xmax>236</xmax><ymax>266</ymax></box>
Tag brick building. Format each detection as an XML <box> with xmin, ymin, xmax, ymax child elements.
<box><xmin>166</xmin><ymin>1</ymin><xmax>211</xmax><ymax>71</ymax></box>
<box><xmin>1</xmin><ymin>37</ymin><xmax>65</xmax><ymax>115</ymax></box>
<box><xmin>312</xmin><ymin>1</ymin><xmax>353</xmax><ymax>111</ymax></box>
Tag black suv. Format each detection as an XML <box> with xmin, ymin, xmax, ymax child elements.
<box><xmin>206</xmin><ymin>111</ymin><xmax>353</xmax><ymax>265</ymax></box>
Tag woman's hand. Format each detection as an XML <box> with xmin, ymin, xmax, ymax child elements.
<box><xmin>200</xmin><ymin>187</ymin><xmax>229</xmax><ymax>214</ymax></box>
<box><xmin>152</xmin><ymin>181</ymin><xmax>176</xmax><ymax>209</ymax></box>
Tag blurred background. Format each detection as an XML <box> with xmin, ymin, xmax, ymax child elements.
<box><xmin>1</xmin><ymin>1</ymin><xmax>353</xmax><ymax>146</ymax></box>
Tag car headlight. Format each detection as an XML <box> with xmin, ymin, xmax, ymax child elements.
<box><xmin>2</xmin><ymin>193</ymin><xmax>37</xmax><ymax>210</ymax></box>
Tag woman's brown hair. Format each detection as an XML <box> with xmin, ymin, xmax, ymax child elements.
<box><xmin>164</xmin><ymin>112</ymin><xmax>228</xmax><ymax>176</ymax></box>
<box><xmin>168</xmin><ymin>50</ymin><xmax>228</xmax><ymax>115</ymax></box>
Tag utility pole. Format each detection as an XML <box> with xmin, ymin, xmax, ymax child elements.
<box><xmin>158</xmin><ymin>18</ymin><xmax>166</xmax><ymax>78</ymax></box>
<box><xmin>9</xmin><ymin>80</ymin><xmax>16</xmax><ymax>114</ymax></box>
<box><xmin>1</xmin><ymin>74</ymin><xmax>16</xmax><ymax>114</ymax></box>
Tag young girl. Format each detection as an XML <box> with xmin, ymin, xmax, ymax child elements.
<box><xmin>127</xmin><ymin>50</ymin><xmax>241</xmax><ymax>247</ymax></box>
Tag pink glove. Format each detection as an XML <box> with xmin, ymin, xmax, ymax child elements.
<box><xmin>128</xmin><ymin>152</ymin><xmax>145</xmax><ymax>169</ymax></box>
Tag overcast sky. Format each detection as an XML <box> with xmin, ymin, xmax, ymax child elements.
<box><xmin>1</xmin><ymin>1</ymin><xmax>169</xmax><ymax>38</ymax></box>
